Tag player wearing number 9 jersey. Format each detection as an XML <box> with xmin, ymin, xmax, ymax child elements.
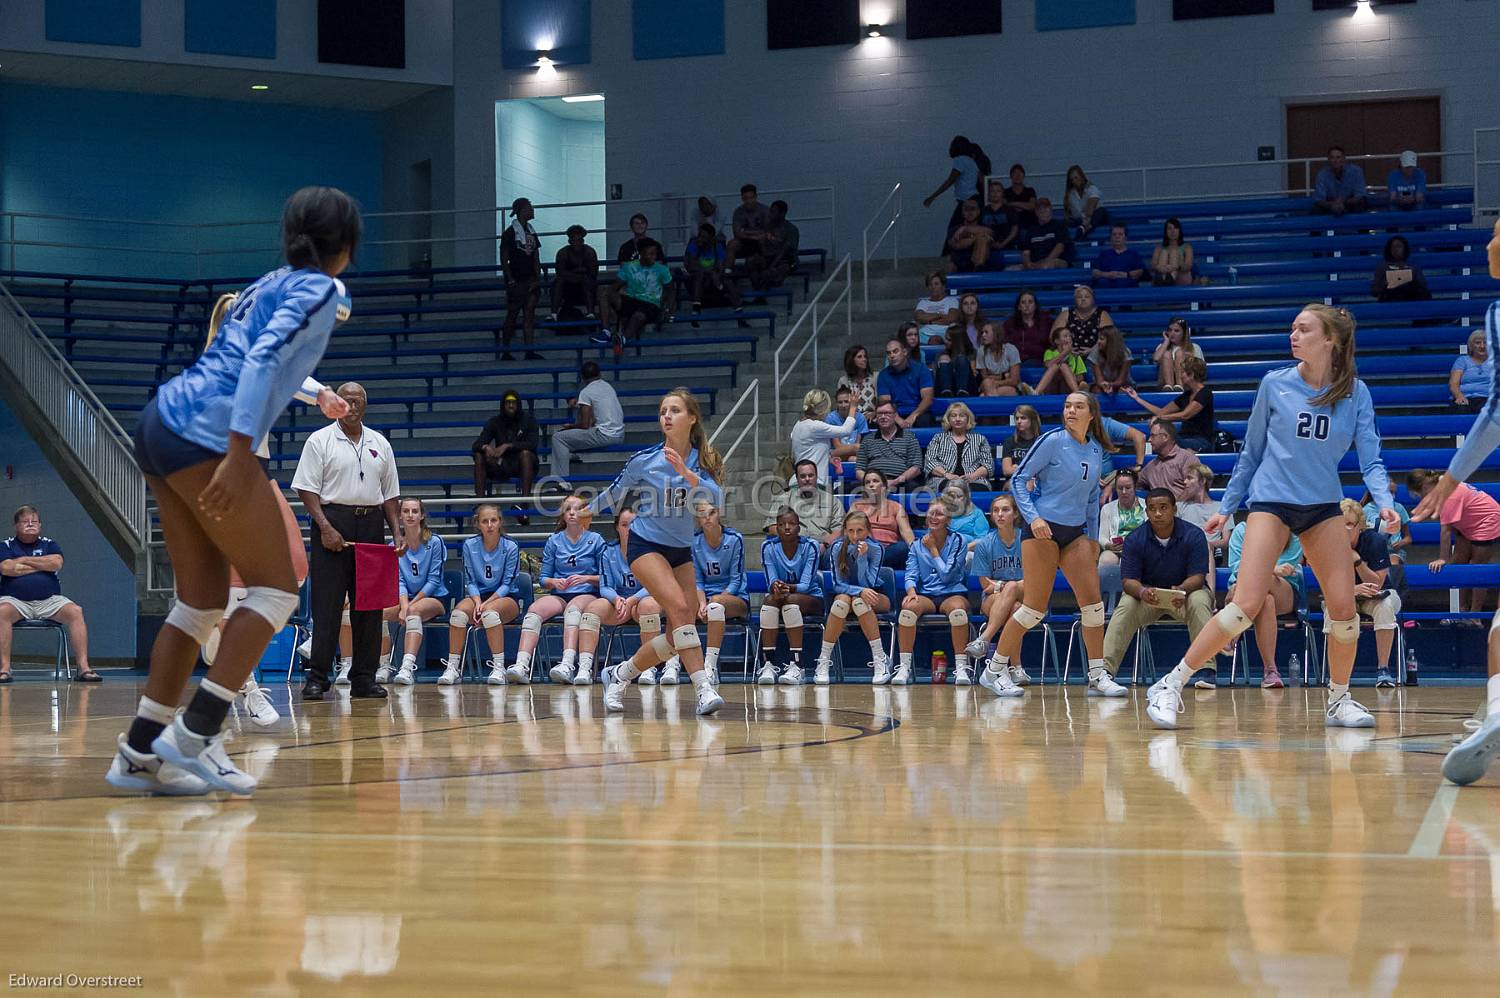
<box><xmin>1147</xmin><ymin>304</ymin><xmax>1399</xmax><ymax>732</ymax></box>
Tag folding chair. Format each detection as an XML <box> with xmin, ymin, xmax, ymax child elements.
<box><xmin>283</xmin><ymin>579</ymin><xmax>313</xmax><ymax>685</ymax></box>
<box><xmin>749</xmin><ymin>582</ymin><xmax>828</xmax><ymax>679</ymax></box>
<box><xmin>461</xmin><ymin>573</ymin><xmax>532</xmax><ymax>682</ymax></box>
<box><xmin>12</xmin><ymin>618</ymin><xmax>71</xmax><ymax>681</ymax></box>
<box><xmin>1230</xmin><ymin>585</ymin><xmax>1314</xmax><ymax>686</ymax></box>
<box><xmin>826</xmin><ymin>567</ymin><xmax>899</xmax><ymax>683</ymax></box>
<box><xmin>892</xmin><ymin>584</ymin><xmax>979</xmax><ymax>684</ymax></box>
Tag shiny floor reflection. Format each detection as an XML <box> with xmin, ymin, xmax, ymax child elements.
<box><xmin>2</xmin><ymin>680</ymin><xmax>1499</xmax><ymax>995</ymax></box>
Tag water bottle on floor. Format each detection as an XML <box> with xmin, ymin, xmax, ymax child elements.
<box><xmin>932</xmin><ymin>651</ymin><xmax>948</xmax><ymax>685</ymax></box>
<box><xmin>1288</xmin><ymin>653</ymin><xmax>1301</xmax><ymax>687</ymax></box>
<box><xmin>1405</xmin><ymin>647</ymin><xmax>1420</xmax><ymax>686</ymax></box>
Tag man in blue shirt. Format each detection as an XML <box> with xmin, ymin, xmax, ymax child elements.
<box><xmin>1091</xmin><ymin>224</ymin><xmax>1146</xmax><ymax>289</ymax></box>
<box><xmin>0</xmin><ymin>505</ymin><xmax>98</xmax><ymax>682</ymax></box>
<box><xmin>1386</xmin><ymin>150</ymin><xmax>1427</xmax><ymax>211</ymax></box>
<box><xmin>1313</xmin><ymin>146</ymin><xmax>1368</xmax><ymax>215</ymax></box>
<box><xmin>877</xmin><ymin>338</ymin><xmax>935</xmax><ymax>428</ymax></box>
<box><xmin>826</xmin><ymin>386</ymin><xmax>868</xmax><ymax>470</ymax></box>
<box><xmin>1095</xmin><ymin>489</ymin><xmax>1212</xmax><ymax>694</ymax></box>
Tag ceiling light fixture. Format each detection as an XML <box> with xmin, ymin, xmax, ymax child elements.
<box><xmin>250</xmin><ymin>83</ymin><xmax>269</xmax><ymax>91</ymax></box>
<box><xmin>1352</xmin><ymin>0</ymin><xmax>1376</xmax><ymax>22</ymax></box>
<box><xmin>866</xmin><ymin>24</ymin><xmax>883</xmax><ymax>38</ymax></box>
<box><xmin>561</xmin><ymin>94</ymin><xmax>604</xmax><ymax>103</ymax></box>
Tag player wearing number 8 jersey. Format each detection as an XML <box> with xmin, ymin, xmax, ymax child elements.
<box><xmin>1148</xmin><ymin>304</ymin><xmax>1400</xmax><ymax>730</ymax></box>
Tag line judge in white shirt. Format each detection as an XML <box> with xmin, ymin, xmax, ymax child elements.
<box><xmin>292</xmin><ymin>382</ymin><xmax>402</xmax><ymax>700</ymax></box>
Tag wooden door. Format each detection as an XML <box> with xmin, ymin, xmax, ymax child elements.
<box><xmin>1285</xmin><ymin>96</ymin><xmax>1441</xmax><ymax>193</ymax></box>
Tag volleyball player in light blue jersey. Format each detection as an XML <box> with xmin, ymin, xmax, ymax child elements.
<box><xmin>372</xmin><ymin>498</ymin><xmax>450</xmax><ymax>686</ymax></box>
<box><xmin>584</xmin><ymin>510</ymin><xmax>668</xmax><ymax>686</ymax></box>
<box><xmin>756</xmin><ymin>509</ymin><xmax>827</xmax><ymax>686</ymax></box>
<box><xmin>1413</xmin><ymin>220</ymin><xmax>1500</xmax><ymax>784</ymax></box>
<box><xmin>964</xmin><ymin>495</ymin><xmax>1026</xmax><ymax>687</ymax></box>
<box><xmin>815</xmin><ymin>509</ymin><xmax>891</xmax><ymax>686</ymax></box>
<box><xmin>681</xmin><ymin>502</ymin><xmax>749</xmax><ymax>686</ymax></box>
<box><xmin>893</xmin><ymin>501</ymin><xmax>972</xmax><ymax>686</ymax></box>
<box><xmin>106</xmin><ymin>187</ymin><xmax>362</xmax><ymax>797</ymax></box>
<box><xmin>1148</xmin><ymin>304</ymin><xmax>1401</xmax><ymax>731</ymax></box>
<box><xmin>985</xmin><ymin>392</ymin><xmax>1116</xmax><ymax>699</ymax></box>
<box><xmin>509</xmin><ymin>495</ymin><xmax>606</xmax><ymax>686</ymax></box>
<box><xmin>438</xmin><ymin>503</ymin><xmax>521</xmax><ymax>686</ymax></box>
<box><xmin>598</xmin><ymin>390</ymin><xmax>728</xmax><ymax>715</ymax></box>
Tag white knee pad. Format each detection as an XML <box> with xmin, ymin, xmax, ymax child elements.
<box><xmin>450</xmin><ymin>609</ymin><xmax>470</xmax><ymax>630</ymax></box>
<box><xmin>705</xmin><ymin>602</ymin><xmax>726</xmax><ymax>623</ymax></box>
<box><xmin>166</xmin><ymin>602</ymin><xmax>223</xmax><ymax>645</ymax></box>
<box><xmin>639</xmin><ymin>612</ymin><xmax>661</xmax><ymax>633</ymax></box>
<box><xmin>579</xmin><ymin>612</ymin><xmax>602</xmax><ymax>634</ymax></box>
<box><xmin>948</xmin><ymin>608</ymin><xmax>970</xmax><ymax>628</ymax></box>
<box><xmin>1328</xmin><ymin>615</ymin><xmax>1359</xmax><ymax>644</ymax></box>
<box><xmin>1213</xmin><ymin>603</ymin><xmax>1254</xmax><ymax>639</ymax></box>
<box><xmin>851</xmin><ymin>597</ymin><xmax>870</xmax><ymax>617</ymax></box>
<box><xmin>828</xmin><ymin>599</ymin><xmax>851</xmax><ymax>620</ymax></box>
<box><xmin>760</xmin><ymin>605</ymin><xmax>781</xmax><ymax>629</ymax></box>
<box><xmin>564</xmin><ymin>607</ymin><xmax>583</xmax><ymax>630</ymax></box>
<box><xmin>341</xmin><ymin>609</ymin><xmax>351</xmax><ymax>626</ymax></box>
<box><xmin>481</xmin><ymin>610</ymin><xmax>503</xmax><ymax>629</ymax></box>
<box><xmin>521</xmin><ymin>613</ymin><xmax>543</xmax><ymax>636</ymax></box>
<box><xmin>781</xmin><ymin>604</ymin><xmax>804</xmax><ymax>629</ymax></box>
<box><xmin>1079</xmin><ymin>602</ymin><xmax>1105</xmax><ymax>629</ymax></box>
<box><xmin>649</xmin><ymin>633</ymin><xmax>674</xmax><ymax>659</ymax></box>
<box><xmin>898</xmin><ymin>608</ymin><xmax>919</xmax><ymax>628</ymax></box>
<box><xmin>1012</xmin><ymin>604</ymin><xmax>1045</xmax><ymax>631</ymax></box>
<box><xmin>238</xmin><ymin>586</ymin><xmax>299</xmax><ymax>631</ymax></box>
<box><xmin>671</xmin><ymin>624</ymin><xmax>702</xmax><ymax>651</ymax></box>
<box><xmin>406</xmin><ymin>615</ymin><xmax>424</xmax><ymax>633</ymax></box>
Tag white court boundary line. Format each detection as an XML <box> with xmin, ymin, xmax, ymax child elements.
<box><xmin>0</xmin><ymin>822</ymin><xmax>1488</xmax><ymax>864</ymax></box>
<box><xmin>1408</xmin><ymin>782</ymin><xmax>1461</xmax><ymax>858</ymax></box>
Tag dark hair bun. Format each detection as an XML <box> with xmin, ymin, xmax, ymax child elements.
<box><xmin>282</xmin><ymin>186</ymin><xmax>362</xmax><ymax>270</ymax></box>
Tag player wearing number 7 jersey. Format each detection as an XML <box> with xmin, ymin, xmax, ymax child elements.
<box><xmin>1147</xmin><ymin>304</ymin><xmax>1400</xmax><ymax>730</ymax></box>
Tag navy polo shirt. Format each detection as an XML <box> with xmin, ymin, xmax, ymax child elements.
<box><xmin>877</xmin><ymin>362</ymin><xmax>934</xmax><ymax>418</ymax></box>
<box><xmin>1093</xmin><ymin>247</ymin><xmax>1144</xmax><ymax>288</ymax></box>
<box><xmin>1120</xmin><ymin>518</ymin><xmax>1208</xmax><ymax>589</ymax></box>
<box><xmin>0</xmin><ymin>535</ymin><xmax>63</xmax><ymax>602</ymax></box>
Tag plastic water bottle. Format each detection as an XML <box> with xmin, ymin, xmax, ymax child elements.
<box><xmin>1288</xmin><ymin>653</ymin><xmax>1301</xmax><ymax>686</ymax></box>
<box><xmin>932</xmin><ymin>651</ymin><xmax>948</xmax><ymax>685</ymax></box>
<box><xmin>1405</xmin><ymin>647</ymin><xmax>1420</xmax><ymax>686</ymax></box>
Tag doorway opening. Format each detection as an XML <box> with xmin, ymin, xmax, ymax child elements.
<box><xmin>495</xmin><ymin>95</ymin><xmax>606</xmax><ymax>263</ymax></box>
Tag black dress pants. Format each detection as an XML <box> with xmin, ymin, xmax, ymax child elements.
<box><xmin>308</xmin><ymin>503</ymin><xmax>385</xmax><ymax>684</ymax></box>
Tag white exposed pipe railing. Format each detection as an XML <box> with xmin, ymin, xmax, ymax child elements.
<box><xmin>861</xmin><ymin>182</ymin><xmax>902</xmax><ymax>312</ymax></box>
<box><xmin>774</xmin><ymin>253</ymin><xmax>852</xmax><ymax>439</ymax></box>
<box><xmin>1475</xmin><ymin>127</ymin><xmax>1500</xmax><ymax>227</ymax></box>
<box><xmin>708</xmin><ymin>378</ymin><xmax>760</xmax><ymax>475</ymax></box>
<box><xmin>0</xmin><ymin>282</ymin><xmax>146</xmax><ymax>549</ymax></box>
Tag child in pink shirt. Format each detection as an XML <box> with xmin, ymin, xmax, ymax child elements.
<box><xmin>1410</xmin><ymin>472</ymin><xmax>1500</xmax><ymax>612</ymax></box>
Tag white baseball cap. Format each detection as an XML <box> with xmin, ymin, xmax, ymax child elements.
<box><xmin>1400</xmin><ymin>150</ymin><xmax>1418</xmax><ymax>168</ymax></box>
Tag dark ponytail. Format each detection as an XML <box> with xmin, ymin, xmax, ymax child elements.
<box><xmin>282</xmin><ymin>185</ymin><xmax>362</xmax><ymax>271</ymax></box>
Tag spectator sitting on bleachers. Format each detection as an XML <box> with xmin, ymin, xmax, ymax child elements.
<box><xmin>599</xmin><ymin>239</ymin><xmax>675</xmax><ymax>351</ymax></box>
<box><xmin>696</xmin><ymin>195</ymin><xmax>722</xmax><ymax>236</ymax></box>
<box><xmin>791</xmin><ymin>389</ymin><xmax>857</xmax><ymax>484</ymax></box>
<box><xmin>1147</xmin><ymin>316</ymin><xmax>1203</xmax><ymax>391</ymax></box>
<box><xmin>838</xmin><ymin>344</ymin><xmax>878</xmax><ymax>414</ymax></box>
<box><xmin>683</xmin><ymin>222</ymin><xmax>743</xmax><ymax>321</ymax></box>
<box><xmin>925</xmin><ymin>401</ymin><xmax>993</xmax><ymax>492</ymax></box>
<box><xmin>1138</xmin><ymin>419</ymin><xmax>1200</xmax><ymax>501</ymax></box>
<box><xmin>1150</xmin><ymin>218</ymin><xmax>1196</xmax><ymax>287</ymax></box>
<box><xmin>553</xmin><ymin>224</ymin><xmax>599</xmax><ymax>321</ymax></box>
<box><xmin>1386</xmin><ymin>150</ymin><xmax>1427</xmax><ymax>211</ymax></box>
<box><xmin>617</xmin><ymin>213</ymin><xmax>653</xmax><ymax>263</ymax></box>
<box><xmin>1007</xmin><ymin>198</ymin><xmax>1073</xmax><ymax>271</ymax></box>
<box><xmin>1409</xmin><ymin>469</ymin><xmax>1500</xmax><ymax>614</ymax></box>
<box><xmin>1035</xmin><ymin>326</ymin><xmax>1088</xmax><ymax>395</ymax></box>
<box><xmin>1052</xmin><ymin>284</ymin><xmax>1112</xmax><ymax>355</ymax></box>
<box><xmin>979</xmin><ymin>180</ymin><xmax>1020</xmax><ymax>259</ymax></box>
<box><xmin>1063</xmin><ymin>165</ymin><xmax>1108</xmax><ymax>238</ymax></box>
<box><xmin>900</xmin><ymin>321</ymin><xmax>925</xmax><ymax>355</ymax></box>
<box><xmin>549</xmin><ymin>362</ymin><xmax>625</xmax><ymax>486</ymax></box>
<box><xmin>922</xmin><ymin>134</ymin><xmax>991</xmax><ymax>234</ymax></box>
<box><xmin>1362</xmin><ymin>483</ymin><xmax>1411</xmax><ymax>566</ymax></box>
<box><xmin>1223</xmin><ymin>519</ymin><xmax>1304</xmax><ymax>689</ymax></box>
<box><xmin>940</xmin><ymin>481</ymin><xmax>989</xmax><ymax>546</ymax></box>
<box><xmin>1002</xmin><ymin>289</ymin><xmax>1052</xmax><ymax>363</ymax></box>
<box><xmin>1097</xmin><ymin>468</ymin><xmax>1146</xmax><ymax>598</ymax></box>
<box><xmin>999</xmin><ymin>404</ymin><xmax>1043</xmax><ymax>487</ymax></box>
<box><xmin>1371</xmin><ymin>235</ymin><xmax>1431</xmax><ymax>303</ymax></box>
<box><xmin>1313</xmin><ymin>145</ymin><xmax>1368</xmax><ymax>215</ymax></box>
<box><xmin>471</xmin><ymin>389</ymin><xmax>539</xmax><ymax>519</ymax></box>
<box><xmin>976</xmin><ymin>322</ymin><xmax>1022</xmax><ymax>397</ymax></box>
<box><xmin>1449</xmin><ymin>329</ymin><xmax>1492</xmax><ymax>413</ymax></box>
<box><xmin>1334</xmin><ymin>498</ymin><xmax>1403</xmax><ymax>688</ymax></box>
<box><xmin>935</xmin><ymin>297</ymin><xmax>982</xmax><ymax>396</ymax></box>
<box><xmin>1089</xmin><ymin>326</ymin><xmax>1133</xmax><ymax>396</ymax></box>
<box><xmin>765</xmin><ymin>460</ymin><xmax>843</xmax><ymax>551</ymax></box>
<box><xmin>852</xmin><ymin>469</ymin><xmax>916</xmax><ymax>567</ymax></box>
<box><xmin>1091</xmin><ymin>224</ymin><xmax>1146</xmax><ymax>289</ymax></box>
<box><xmin>858</xmin><ymin>404</ymin><xmax>924</xmax><ymax>493</ymax></box>
<box><xmin>946</xmin><ymin>197</ymin><xmax>995</xmax><ymax>274</ymax></box>
<box><xmin>1124</xmin><ymin>354</ymin><xmax>1215</xmax><ymax>452</ymax></box>
<box><xmin>727</xmin><ymin>183</ymin><xmax>770</xmax><ymax>270</ymax></box>
<box><xmin>1177</xmin><ymin>463</ymin><xmax>1230</xmax><ymax>566</ymax></box>
<box><xmin>915</xmin><ymin>271</ymin><xmax>960</xmax><ymax>342</ymax></box>
<box><xmin>500</xmin><ymin>196</ymin><xmax>543</xmax><ymax>360</ymax></box>
<box><xmin>827</xmin><ymin>387</ymin><xmax>868</xmax><ymax>467</ymax></box>
<box><xmin>1001</xmin><ymin>164</ymin><xmax>1039</xmax><ymax>229</ymax></box>
<box><xmin>749</xmin><ymin>200</ymin><xmax>800</xmax><ymax>291</ymax></box>
<box><xmin>0</xmin><ymin>504</ymin><xmax>99</xmax><ymax>682</ymax></box>
<box><xmin>878</xmin><ymin>338</ymin><xmax>936</xmax><ymax>428</ymax></box>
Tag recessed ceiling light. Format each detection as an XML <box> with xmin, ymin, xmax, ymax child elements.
<box><xmin>250</xmin><ymin>83</ymin><xmax>270</xmax><ymax>91</ymax></box>
<box><xmin>561</xmin><ymin>94</ymin><xmax>604</xmax><ymax>103</ymax></box>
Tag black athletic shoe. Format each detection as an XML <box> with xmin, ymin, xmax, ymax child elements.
<box><xmin>350</xmin><ymin>682</ymin><xmax>389</xmax><ymax>699</ymax></box>
<box><xmin>301</xmin><ymin>677</ymin><xmax>330</xmax><ymax>701</ymax></box>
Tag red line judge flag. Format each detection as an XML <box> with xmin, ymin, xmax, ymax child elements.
<box><xmin>353</xmin><ymin>543</ymin><xmax>399</xmax><ymax>611</ymax></box>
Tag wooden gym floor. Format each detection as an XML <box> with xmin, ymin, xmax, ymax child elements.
<box><xmin>1</xmin><ymin>678</ymin><xmax>1499</xmax><ymax>995</ymax></box>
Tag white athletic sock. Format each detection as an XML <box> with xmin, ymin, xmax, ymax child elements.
<box><xmin>379</xmin><ymin>651</ymin><xmax>392</xmax><ymax>668</ymax></box>
<box><xmin>1329</xmin><ymin>681</ymin><xmax>1350</xmax><ymax>701</ymax></box>
<box><xmin>442</xmin><ymin>654</ymin><xmax>458</xmax><ymax>669</ymax></box>
<box><xmin>788</xmin><ymin>647</ymin><xmax>802</xmax><ymax>668</ymax></box>
<box><xmin>1489</xmin><ymin>674</ymin><xmax>1500</xmax><ymax>717</ymax></box>
<box><xmin>691</xmin><ymin>669</ymin><xmax>713</xmax><ymax>692</ymax></box>
<box><xmin>578</xmin><ymin>652</ymin><xmax>594</xmax><ymax>674</ymax></box>
<box><xmin>403</xmin><ymin>653</ymin><xmax>418</xmax><ymax>668</ymax></box>
<box><xmin>986</xmin><ymin>654</ymin><xmax>1010</xmax><ymax>676</ymax></box>
<box><xmin>704</xmin><ymin>647</ymin><xmax>721</xmax><ymax>669</ymax></box>
<box><xmin>560</xmin><ymin>648</ymin><xmax>577</xmax><ymax>670</ymax></box>
<box><xmin>899</xmin><ymin>652</ymin><xmax>913</xmax><ymax>669</ymax></box>
<box><xmin>868</xmin><ymin>639</ymin><xmax>885</xmax><ymax>660</ymax></box>
<box><xmin>819</xmin><ymin>641</ymin><xmax>835</xmax><ymax>662</ymax></box>
<box><xmin>616</xmin><ymin>661</ymin><xmax>641</xmax><ymax>683</ymax></box>
<box><xmin>1167</xmin><ymin>661</ymin><xmax>1193</xmax><ymax>689</ymax></box>
<box><xmin>1088</xmin><ymin>657</ymin><xmax>1105</xmax><ymax>676</ymax></box>
<box><xmin>338</xmin><ymin>656</ymin><xmax>352</xmax><ymax>669</ymax></box>
<box><xmin>515</xmin><ymin>649</ymin><xmax>532</xmax><ymax>669</ymax></box>
<box><xmin>955</xmin><ymin>653</ymin><xmax>969</xmax><ymax>671</ymax></box>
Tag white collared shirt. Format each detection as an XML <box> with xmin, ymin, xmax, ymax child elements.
<box><xmin>291</xmin><ymin>422</ymin><xmax>400</xmax><ymax>506</ymax></box>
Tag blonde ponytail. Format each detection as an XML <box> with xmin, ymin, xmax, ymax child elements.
<box><xmin>1303</xmin><ymin>303</ymin><xmax>1357</xmax><ymax>407</ymax></box>
<box><xmin>206</xmin><ymin>293</ymin><xmax>238</xmax><ymax>349</ymax></box>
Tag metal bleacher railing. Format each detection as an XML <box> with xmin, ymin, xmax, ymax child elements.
<box><xmin>775</xmin><ymin>252</ymin><xmax>852</xmax><ymax>439</ymax></box>
<box><xmin>0</xmin><ymin>281</ymin><xmax>147</xmax><ymax>555</ymax></box>
<box><xmin>861</xmin><ymin>182</ymin><xmax>902</xmax><ymax>312</ymax></box>
<box><xmin>707</xmin><ymin>378</ymin><xmax>761</xmax><ymax>477</ymax></box>
<box><xmin>1476</xmin><ymin>126</ymin><xmax>1500</xmax><ymax>227</ymax></box>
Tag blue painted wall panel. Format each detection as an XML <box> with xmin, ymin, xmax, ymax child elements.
<box><xmin>185</xmin><ymin>0</ymin><xmax>276</xmax><ymax>59</ymax></box>
<box><xmin>501</xmin><ymin>0</ymin><xmax>590</xmax><ymax>69</ymax></box>
<box><xmin>1035</xmin><ymin>0</ymin><xmax>1136</xmax><ymax>30</ymax></box>
<box><xmin>633</xmin><ymin>0</ymin><xmax>724</xmax><ymax>60</ymax></box>
<box><xmin>45</xmin><ymin>0</ymin><xmax>141</xmax><ymax>47</ymax></box>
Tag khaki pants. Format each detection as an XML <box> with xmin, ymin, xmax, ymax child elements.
<box><xmin>1102</xmin><ymin>589</ymin><xmax>1216</xmax><ymax>674</ymax></box>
